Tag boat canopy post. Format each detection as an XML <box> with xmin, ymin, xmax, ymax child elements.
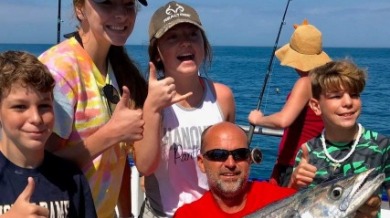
<box><xmin>57</xmin><ymin>0</ymin><xmax>62</xmax><ymax>44</ymax></box>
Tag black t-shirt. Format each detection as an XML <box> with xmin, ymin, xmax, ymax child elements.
<box><xmin>0</xmin><ymin>150</ymin><xmax>97</xmax><ymax>217</ymax></box>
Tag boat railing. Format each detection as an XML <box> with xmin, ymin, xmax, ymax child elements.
<box><xmin>239</xmin><ymin>125</ymin><xmax>284</xmax><ymax>137</ymax></box>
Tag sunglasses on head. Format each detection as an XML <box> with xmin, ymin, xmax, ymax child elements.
<box><xmin>202</xmin><ymin>148</ymin><xmax>250</xmax><ymax>162</ymax></box>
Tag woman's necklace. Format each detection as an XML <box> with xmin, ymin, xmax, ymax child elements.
<box><xmin>321</xmin><ymin>123</ymin><xmax>362</xmax><ymax>171</ymax></box>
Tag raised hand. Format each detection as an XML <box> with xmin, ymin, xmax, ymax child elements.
<box><xmin>145</xmin><ymin>62</ymin><xmax>192</xmax><ymax>112</ymax></box>
<box><xmin>106</xmin><ymin>86</ymin><xmax>144</xmax><ymax>144</ymax></box>
<box><xmin>3</xmin><ymin>177</ymin><xmax>49</xmax><ymax>218</ymax></box>
<box><xmin>288</xmin><ymin>144</ymin><xmax>317</xmax><ymax>190</ymax></box>
<box><xmin>248</xmin><ymin>109</ymin><xmax>264</xmax><ymax>125</ymax></box>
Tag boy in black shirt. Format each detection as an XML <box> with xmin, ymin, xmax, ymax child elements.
<box><xmin>0</xmin><ymin>51</ymin><xmax>97</xmax><ymax>217</ymax></box>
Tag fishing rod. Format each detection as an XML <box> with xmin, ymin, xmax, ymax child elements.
<box><xmin>57</xmin><ymin>0</ymin><xmax>62</xmax><ymax>44</ymax></box>
<box><xmin>247</xmin><ymin>0</ymin><xmax>292</xmax><ymax>145</ymax></box>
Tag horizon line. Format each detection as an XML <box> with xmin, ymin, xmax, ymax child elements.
<box><xmin>0</xmin><ymin>43</ymin><xmax>389</xmax><ymax>50</ymax></box>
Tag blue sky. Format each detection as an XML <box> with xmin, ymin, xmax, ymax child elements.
<box><xmin>1</xmin><ymin>0</ymin><xmax>389</xmax><ymax>47</ymax></box>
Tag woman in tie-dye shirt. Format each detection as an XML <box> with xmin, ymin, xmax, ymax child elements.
<box><xmin>38</xmin><ymin>0</ymin><xmax>177</xmax><ymax>217</ymax></box>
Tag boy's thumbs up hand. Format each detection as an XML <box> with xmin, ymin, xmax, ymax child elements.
<box><xmin>288</xmin><ymin>144</ymin><xmax>317</xmax><ymax>190</ymax></box>
<box><xmin>7</xmin><ymin>177</ymin><xmax>49</xmax><ymax>217</ymax></box>
<box><xmin>20</xmin><ymin>176</ymin><xmax>36</xmax><ymax>202</ymax></box>
<box><xmin>300</xmin><ymin>143</ymin><xmax>311</xmax><ymax>165</ymax></box>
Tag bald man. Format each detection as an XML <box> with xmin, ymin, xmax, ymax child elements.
<box><xmin>174</xmin><ymin>122</ymin><xmax>296</xmax><ymax>217</ymax></box>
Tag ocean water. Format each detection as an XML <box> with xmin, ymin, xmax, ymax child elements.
<box><xmin>1</xmin><ymin>44</ymin><xmax>389</xmax><ymax>180</ymax></box>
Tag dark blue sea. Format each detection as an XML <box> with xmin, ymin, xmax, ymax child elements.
<box><xmin>1</xmin><ymin>44</ymin><xmax>389</xmax><ymax>180</ymax></box>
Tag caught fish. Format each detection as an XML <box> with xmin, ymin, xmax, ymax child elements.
<box><xmin>245</xmin><ymin>168</ymin><xmax>384</xmax><ymax>218</ymax></box>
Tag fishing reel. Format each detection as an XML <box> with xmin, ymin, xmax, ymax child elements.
<box><xmin>250</xmin><ymin>147</ymin><xmax>263</xmax><ymax>164</ymax></box>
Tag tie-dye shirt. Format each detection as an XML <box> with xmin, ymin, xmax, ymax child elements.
<box><xmin>39</xmin><ymin>37</ymin><xmax>127</xmax><ymax>218</ymax></box>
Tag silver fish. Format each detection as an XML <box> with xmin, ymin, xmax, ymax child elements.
<box><xmin>245</xmin><ymin>168</ymin><xmax>384</xmax><ymax>218</ymax></box>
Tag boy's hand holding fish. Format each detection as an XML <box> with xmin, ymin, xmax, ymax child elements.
<box><xmin>288</xmin><ymin>144</ymin><xmax>382</xmax><ymax>218</ymax></box>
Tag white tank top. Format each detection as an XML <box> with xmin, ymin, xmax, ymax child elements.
<box><xmin>145</xmin><ymin>78</ymin><xmax>224</xmax><ymax>216</ymax></box>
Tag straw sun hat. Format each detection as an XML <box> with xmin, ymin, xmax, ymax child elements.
<box><xmin>275</xmin><ymin>19</ymin><xmax>331</xmax><ymax>72</ymax></box>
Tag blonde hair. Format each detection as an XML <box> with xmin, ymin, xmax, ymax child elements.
<box><xmin>310</xmin><ymin>59</ymin><xmax>367</xmax><ymax>99</ymax></box>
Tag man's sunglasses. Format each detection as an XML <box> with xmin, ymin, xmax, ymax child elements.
<box><xmin>202</xmin><ymin>148</ymin><xmax>250</xmax><ymax>162</ymax></box>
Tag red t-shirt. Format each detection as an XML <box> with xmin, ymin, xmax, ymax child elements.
<box><xmin>174</xmin><ymin>181</ymin><xmax>296</xmax><ymax>218</ymax></box>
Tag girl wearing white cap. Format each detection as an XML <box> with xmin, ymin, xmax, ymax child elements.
<box><xmin>134</xmin><ymin>1</ymin><xmax>236</xmax><ymax>217</ymax></box>
<box><xmin>248</xmin><ymin>19</ymin><xmax>331</xmax><ymax>187</ymax></box>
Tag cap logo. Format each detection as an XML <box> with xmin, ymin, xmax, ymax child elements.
<box><xmin>163</xmin><ymin>3</ymin><xmax>191</xmax><ymax>23</ymax></box>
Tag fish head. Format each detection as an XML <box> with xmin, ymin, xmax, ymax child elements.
<box><xmin>298</xmin><ymin>168</ymin><xmax>384</xmax><ymax>217</ymax></box>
